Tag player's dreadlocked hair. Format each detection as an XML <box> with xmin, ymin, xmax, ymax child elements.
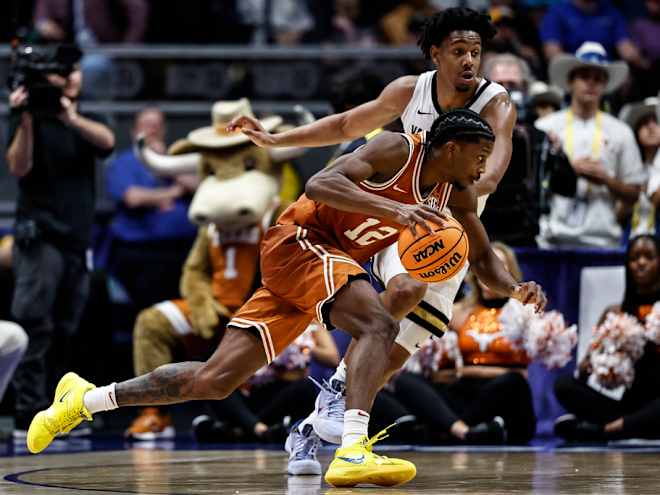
<box><xmin>426</xmin><ymin>109</ymin><xmax>494</xmax><ymax>152</ymax></box>
<box><xmin>418</xmin><ymin>8</ymin><xmax>497</xmax><ymax>60</ymax></box>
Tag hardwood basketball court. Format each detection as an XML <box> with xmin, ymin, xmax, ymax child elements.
<box><xmin>2</xmin><ymin>443</ymin><xmax>660</xmax><ymax>494</ymax></box>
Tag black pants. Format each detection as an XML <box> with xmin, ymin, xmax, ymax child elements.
<box><xmin>207</xmin><ymin>378</ymin><xmax>318</xmax><ymax>432</ymax></box>
<box><xmin>554</xmin><ymin>374</ymin><xmax>660</xmax><ymax>439</ymax></box>
<box><xmin>207</xmin><ymin>379</ymin><xmax>412</xmax><ymax>437</ymax></box>
<box><xmin>395</xmin><ymin>371</ymin><xmax>537</xmax><ymax>444</ymax></box>
<box><xmin>10</xmin><ymin>240</ymin><xmax>90</xmax><ymax>425</ymax></box>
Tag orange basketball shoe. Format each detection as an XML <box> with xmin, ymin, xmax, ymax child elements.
<box><xmin>125</xmin><ymin>408</ymin><xmax>176</xmax><ymax>440</ymax></box>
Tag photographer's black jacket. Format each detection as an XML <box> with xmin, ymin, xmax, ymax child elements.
<box><xmin>6</xmin><ymin>109</ymin><xmax>113</xmax><ymax>254</ymax></box>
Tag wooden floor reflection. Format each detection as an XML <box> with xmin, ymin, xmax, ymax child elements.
<box><xmin>2</xmin><ymin>448</ymin><xmax>660</xmax><ymax>494</ymax></box>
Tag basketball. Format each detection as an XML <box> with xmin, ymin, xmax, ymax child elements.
<box><xmin>397</xmin><ymin>216</ymin><xmax>469</xmax><ymax>283</ymax></box>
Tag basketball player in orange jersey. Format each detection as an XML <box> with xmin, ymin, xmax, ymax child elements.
<box><xmin>228</xmin><ymin>7</ymin><xmax>518</xmax><ymax>468</ymax></box>
<box><xmin>27</xmin><ymin>110</ymin><xmax>545</xmax><ymax>488</ymax></box>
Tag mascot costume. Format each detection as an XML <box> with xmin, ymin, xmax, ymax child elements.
<box><xmin>125</xmin><ymin>99</ymin><xmax>307</xmax><ymax>439</ymax></box>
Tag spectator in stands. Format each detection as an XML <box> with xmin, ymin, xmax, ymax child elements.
<box><xmin>34</xmin><ymin>0</ymin><xmax>148</xmax><ymax>43</ymax></box>
<box><xmin>618</xmin><ymin>98</ymin><xmax>660</xmax><ymax>239</ymax></box>
<box><xmin>630</xmin><ymin>0</ymin><xmax>660</xmax><ymax>66</ymax></box>
<box><xmin>535</xmin><ymin>42</ymin><xmax>645</xmax><ymax>248</ymax></box>
<box><xmin>395</xmin><ymin>243</ymin><xmax>537</xmax><ymax>445</ymax></box>
<box><xmin>5</xmin><ymin>53</ymin><xmax>115</xmax><ymax>439</ymax></box>
<box><xmin>528</xmin><ymin>81</ymin><xmax>564</xmax><ymax>120</ymax></box>
<box><xmin>540</xmin><ymin>0</ymin><xmax>647</xmax><ymax>70</ymax></box>
<box><xmin>554</xmin><ymin>234</ymin><xmax>660</xmax><ymax>441</ymax></box>
<box><xmin>630</xmin><ymin>0</ymin><xmax>660</xmax><ymax>97</ymax></box>
<box><xmin>379</xmin><ymin>0</ymin><xmax>438</xmax><ymax>46</ymax></box>
<box><xmin>325</xmin><ymin>0</ymin><xmax>379</xmax><ymax>45</ymax></box>
<box><xmin>106</xmin><ymin>108</ymin><xmax>197</xmax><ymax>312</ymax></box>
<box><xmin>480</xmin><ymin>53</ymin><xmax>575</xmax><ymax>246</ymax></box>
<box><xmin>487</xmin><ymin>5</ymin><xmax>544</xmax><ymax>78</ymax></box>
<box><xmin>34</xmin><ymin>0</ymin><xmax>149</xmax><ymax>98</ymax></box>
<box><xmin>237</xmin><ymin>0</ymin><xmax>316</xmax><ymax>45</ymax></box>
<box><xmin>0</xmin><ymin>322</ymin><xmax>28</xmax><ymax>403</ymax></box>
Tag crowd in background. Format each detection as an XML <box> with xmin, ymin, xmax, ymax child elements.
<box><xmin>1</xmin><ymin>0</ymin><xmax>660</xmax><ymax>446</ymax></box>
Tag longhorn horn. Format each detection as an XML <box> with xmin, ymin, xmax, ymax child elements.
<box><xmin>134</xmin><ymin>134</ymin><xmax>202</xmax><ymax>176</ymax></box>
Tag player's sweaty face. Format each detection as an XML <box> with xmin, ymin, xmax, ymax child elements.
<box><xmin>437</xmin><ymin>31</ymin><xmax>482</xmax><ymax>92</ymax></box>
<box><xmin>455</xmin><ymin>139</ymin><xmax>493</xmax><ymax>188</ymax></box>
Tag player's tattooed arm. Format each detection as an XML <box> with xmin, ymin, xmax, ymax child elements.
<box><xmin>226</xmin><ymin>76</ymin><xmax>415</xmax><ymax>148</ymax></box>
<box><xmin>474</xmin><ymin>93</ymin><xmax>516</xmax><ymax>196</ymax></box>
<box><xmin>305</xmin><ymin>131</ymin><xmax>445</xmax><ymax>232</ymax></box>
<box><xmin>448</xmin><ymin>187</ymin><xmax>546</xmax><ymax>312</ymax></box>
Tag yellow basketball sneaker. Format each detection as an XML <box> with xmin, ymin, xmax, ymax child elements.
<box><xmin>324</xmin><ymin>426</ymin><xmax>416</xmax><ymax>488</ymax></box>
<box><xmin>27</xmin><ymin>372</ymin><xmax>96</xmax><ymax>454</ymax></box>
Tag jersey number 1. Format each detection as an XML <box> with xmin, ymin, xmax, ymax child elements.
<box><xmin>344</xmin><ymin>218</ymin><xmax>398</xmax><ymax>246</ymax></box>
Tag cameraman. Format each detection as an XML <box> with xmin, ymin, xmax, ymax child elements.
<box><xmin>5</xmin><ymin>56</ymin><xmax>114</xmax><ymax>437</ymax></box>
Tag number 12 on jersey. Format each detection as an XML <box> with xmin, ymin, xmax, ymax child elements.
<box><xmin>344</xmin><ymin>218</ymin><xmax>398</xmax><ymax>246</ymax></box>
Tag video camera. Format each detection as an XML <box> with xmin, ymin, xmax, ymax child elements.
<box><xmin>7</xmin><ymin>43</ymin><xmax>82</xmax><ymax>116</ymax></box>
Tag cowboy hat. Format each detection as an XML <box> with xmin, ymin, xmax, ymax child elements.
<box><xmin>528</xmin><ymin>81</ymin><xmax>563</xmax><ymax>109</ymax></box>
<box><xmin>549</xmin><ymin>42</ymin><xmax>629</xmax><ymax>94</ymax></box>
<box><xmin>187</xmin><ymin>98</ymin><xmax>283</xmax><ymax>148</ymax></box>
<box><xmin>618</xmin><ymin>97</ymin><xmax>659</xmax><ymax>131</ymax></box>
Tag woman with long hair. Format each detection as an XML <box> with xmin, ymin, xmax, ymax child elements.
<box><xmin>554</xmin><ymin>234</ymin><xmax>660</xmax><ymax>441</ymax></box>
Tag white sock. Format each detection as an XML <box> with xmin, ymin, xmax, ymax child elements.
<box><xmin>331</xmin><ymin>359</ymin><xmax>347</xmax><ymax>384</ymax></box>
<box><xmin>83</xmin><ymin>383</ymin><xmax>118</xmax><ymax>414</ymax></box>
<box><xmin>342</xmin><ymin>409</ymin><xmax>369</xmax><ymax>447</ymax></box>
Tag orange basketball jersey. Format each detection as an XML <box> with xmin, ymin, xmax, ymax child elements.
<box><xmin>276</xmin><ymin>131</ymin><xmax>452</xmax><ymax>263</ymax></box>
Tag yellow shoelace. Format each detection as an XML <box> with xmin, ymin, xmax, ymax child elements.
<box><xmin>360</xmin><ymin>422</ymin><xmax>398</xmax><ymax>457</ymax></box>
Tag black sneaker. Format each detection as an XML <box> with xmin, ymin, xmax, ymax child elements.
<box><xmin>192</xmin><ymin>415</ymin><xmax>233</xmax><ymax>443</ymax></box>
<box><xmin>464</xmin><ymin>416</ymin><xmax>507</xmax><ymax>445</ymax></box>
<box><xmin>554</xmin><ymin>414</ymin><xmax>605</xmax><ymax>442</ymax></box>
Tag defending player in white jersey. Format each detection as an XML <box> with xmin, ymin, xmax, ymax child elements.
<box><xmin>229</xmin><ymin>7</ymin><xmax>519</xmax><ymax>473</ymax></box>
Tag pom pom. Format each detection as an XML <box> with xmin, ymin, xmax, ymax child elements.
<box><xmin>498</xmin><ymin>300</ymin><xmax>576</xmax><ymax>369</ymax></box>
<box><xmin>525</xmin><ymin>311</ymin><xmax>577</xmax><ymax>369</ymax></box>
<box><xmin>588</xmin><ymin>312</ymin><xmax>646</xmax><ymax>389</ymax></box>
<box><xmin>499</xmin><ymin>299</ymin><xmax>536</xmax><ymax>350</ymax></box>
<box><xmin>404</xmin><ymin>331</ymin><xmax>463</xmax><ymax>378</ymax></box>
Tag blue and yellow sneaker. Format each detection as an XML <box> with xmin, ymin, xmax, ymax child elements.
<box><xmin>324</xmin><ymin>426</ymin><xmax>416</xmax><ymax>488</ymax></box>
<box><xmin>26</xmin><ymin>372</ymin><xmax>96</xmax><ymax>454</ymax></box>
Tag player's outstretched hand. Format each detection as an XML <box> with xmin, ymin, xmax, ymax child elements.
<box><xmin>225</xmin><ymin>115</ymin><xmax>278</xmax><ymax>147</ymax></box>
<box><xmin>395</xmin><ymin>204</ymin><xmax>449</xmax><ymax>236</ymax></box>
<box><xmin>511</xmin><ymin>281</ymin><xmax>547</xmax><ymax>313</ymax></box>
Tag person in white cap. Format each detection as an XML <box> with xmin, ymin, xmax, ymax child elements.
<box><xmin>535</xmin><ymin>42</ymin><xmax>646</xmax><ymax>248</ymax></box>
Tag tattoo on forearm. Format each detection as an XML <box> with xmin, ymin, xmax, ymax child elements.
<box><xmin>116</xmin><ymin>362</ymin><xmax>203</xmax><ymax>406</ymax></box>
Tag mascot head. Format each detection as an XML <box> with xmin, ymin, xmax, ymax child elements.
<box><xmin>135</xmin><ymin>99</ymin><xmax>298</xmax><ymax>231</ymax></box>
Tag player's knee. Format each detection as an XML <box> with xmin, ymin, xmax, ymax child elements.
<box><xmin>389</xmin><ymin>276</ymin><xmax>427</xmax><ymax>310</ymax></box>
<box><xmin>193</xmin><ymin>365</ymin><xmax>238</xmax><ymax>400</ymax></box>
<box><xmin>370</xmin><ymin>310</ymin><xmax>398</xmax><ymax>343</ymax></box>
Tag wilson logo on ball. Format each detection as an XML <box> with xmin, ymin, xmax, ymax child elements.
<box><xmin>419</xmin><ymin>252</ymin><xmax>464</xmax><ymax>279</ymax></box>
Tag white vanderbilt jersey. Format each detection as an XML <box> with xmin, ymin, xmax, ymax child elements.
<box><xmin>401</xmin><ymin>70</ymin><xmax>506</xmax><ymax>216</ymax></box>
<box><xmin>375</xmin><ymin>71</ymin><xmax>507</xmax><ymax>355</ymax></box>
